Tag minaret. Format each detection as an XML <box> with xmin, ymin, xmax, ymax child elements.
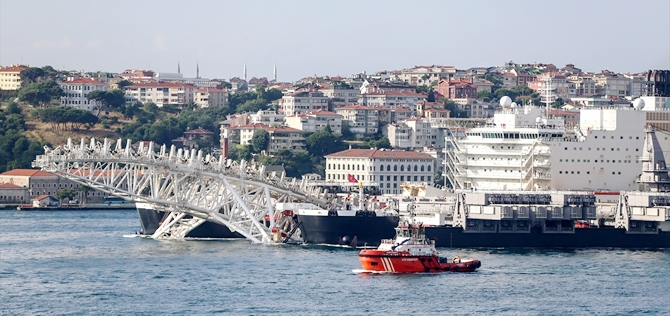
<box><xmin>177</xmin><ymin>61</ymin><xmax>180</xmax><ymax>74</ymax></box>
<box><xmin>243</xmin><ymin>62</ymin><xmax>247</xmax><ymax>81</ymax></box>
<box><xmin>273</xmin><ymin>62</ymin><xmax>277</xmax><ymax>82</ymax></box>
<box><xmin>196</xmin><ymin>62</ymin><xmax>200</xmax><ymax>78</ymax></box>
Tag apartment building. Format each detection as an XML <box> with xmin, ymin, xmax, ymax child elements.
<box><xmin>325</xmin><ymin>148</ymin><xmax>436</xmax><ymax>194</ymax></box>
<box><xmin>60</xmin><ymin>78</ymin><xmax>109</xmax><ymax>111</ymax></box>
<box><xmin>358</xmin><ymin>90</ymin><xmax>424</xmax><ymax>108</ymax></box>
<box><xmin>284</xmin><ymin>110</ymin><xmax>342</xmax><ymax>134</ymax></box>
<box><xmin>279</xmin><ymin>90</ymin><xmax>329</xmax><ymax>116</ymax></box>
<box><xmin>125</xmin><ymin>82</ymin><xmax>195</xmax><ymax>106</ymax></box>
<box><xmin>194</xmin><ymin>87</ymin><xmax>228</xmax><ymax>108</ymax></box>
<box><xmin>335</xmin><ymin>105</ymin><xmax>379</xmax><ymax>138</ymax></box>
<box><xmin>0</xmin><ymin>64</ymin><xmax>28</xmax><ymax>90</ymax></box>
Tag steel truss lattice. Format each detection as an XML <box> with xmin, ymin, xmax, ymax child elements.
<box><xmin>33</xmin><ymin>138</ymin><xmax>331</xmax><ymax>243</ymax></box>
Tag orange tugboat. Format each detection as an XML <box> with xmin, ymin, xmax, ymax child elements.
<box><xmin>358</xmin><ymin>221</ymin><xmax>481</xmax><ymax>273</ymax></box>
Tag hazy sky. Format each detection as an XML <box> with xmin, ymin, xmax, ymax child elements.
<box><xmin>1</xmin><ymin>0</ymin><xmax>669</xmax><ymax>81</ymax></box>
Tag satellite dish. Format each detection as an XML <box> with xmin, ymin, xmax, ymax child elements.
<box><xmin>633</xmin><ymin>98</ymin><xmax>645</xmax><ymax>110</ymax></box>
<box><xmin>500</xmin><ymin>96</ymin><xmax>512</xmax><ymax>108</ymax></box>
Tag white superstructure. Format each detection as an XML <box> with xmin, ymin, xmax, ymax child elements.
<box><xmin>443</xmin><ymin>97</ymin><xmax>670</xmax><ymax>192</ymax></box>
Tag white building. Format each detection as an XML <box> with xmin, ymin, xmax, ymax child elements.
<box><xmin>194</xmin><ymin>87</ymin><xmax>228</xmax><ymax>108</ymax></box>
<box><xmin>284</xmin><ymin>110</ymin><xmax>342</xmax><ymax>134</ymax></box>
<box><xmin>279</xmin><ymin>90</ymin><xmax>329</xmax><ymax>116</ymax></box>
<box><xmin>124</xmin><ymin>82</ymin><xmax>196</xmax><ymax>106</ymax></box>
<box><xmin>325</xmin><ymin>148</ymin><xmax>436</xmax><ymax>195</ymax></box>
<box><xmin>383</xmin><ymin>123</ymin><xmax>412</xmax><ymax>149</ymax></box>
<box><xmin>319</xmin><ymin>85</ymin><xmax>360</xmax><ymax>109</ymax></box>
<box><xmin>0</xmin><ymin>64</ymin><xmax>28</xmax><ymax>90</ymax></box>
<box><xmin>335</xmin><ymin>105</ymin><xmax>379</xmax><ymax>138</ymax></box>
<box><xmin>60</xmin><ymin>78</ymin><xmax>109</xmax><ymax>111</ymax></box>
<box><xmin>404</xmin><ymin>118</ymin><xmax>440</xmax><ymax>149</ymax></box>
<box><xmin>250</xmin><ymin>110</ymin><xmax>285</xmax><ymax>125</ymax></box>
<box><xmin>358</xmin><ymin>90</ymin><xmax>424</xmax><ymax>109</ymax></box>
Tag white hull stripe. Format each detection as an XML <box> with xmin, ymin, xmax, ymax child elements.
<box><xmin>382</xmin><ymin>257</ymin><xmax>395</xmax><ymax>272</ymax></box>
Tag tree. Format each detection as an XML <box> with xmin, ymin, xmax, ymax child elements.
<box><xmin>477</xmin><ymin>90</ymin><xmax>492</xmax><ymax>102</ymax></box>
<box><xmin>444</xmin><ymin>99</ymin><xmax>468</xmax><ymax>118</ymax></box>
<box><xmin>79</xmin><ymin>185</ymin><xmax>93</xmax><ymax>205</ymax></box>
<box><xmin>236</xmin><ymin>99</ymin><xmax>269</xmax><ymax>113</ymax></box>
<box><xmin>19</xmin><ymin>67</ymin><xmax>45</xmax><ymax>84</ymax></box>
<box><xmin>87</xmin><ymin>90</ymin><xmax>108</xmax><ymax>116</ymax></box>
<box><xmin>18</xmin><ymin>81</ymin><xmax>63</xmax><ymax>107</ymax></box>
<box><xmin>367</xmin><ymin>136</ymin><xmax>392</xmax><ymax>149</ymax></box>
<box><xmin>219</xmin><ymin>81</ymin><xmax>232</xmax><ymax>89</ymax></box>
<box><xmin>264</xmin><ymin>88</ymin><xmax>283</xmax><ymax>101</ymax></box>
<box><xmin>55</xmin><ymin>188</ymin><xmax>77</xmax><ymax>204</ymax></box>
<box><xmin>255</xmin><ymin>83</ymin><xmax>267</xmax><ymax>100</ymax></box>
<box><xmin>426</xmin><ymin>90</ymin><xmax>435</xmax><ymax>102</ymax></box>
<box><xmin>5</xmin><ymin>101</ymin><xmax>22</xmax><ymax>115</ymax></box>
<box><xmin>41</xmin><ymin>66</ymin><xmax>58</xmax><ymax>81</ymax></box>
<box><xmin>306</xmin><ymin>125</ymin><xmax>346</xmax><ymax>156</ymax></box>
<box><xmin>117</xmin><ymin>80</ymin><xmax>133</xmax><ymax>89</ymax></box>
<box><xmin>228</xmin><ymin>144</ymin><xmax>252</xmax><ymax>161</ymax></box>
<box><xmin>104</xmin><ymin>89</ymin><xmax>126</xmax><ymax>109</ymax></box>
<box><xmin>250</xmin><ymin>129</ymin><xmax>269</xmax><ymax>153</ymax></box>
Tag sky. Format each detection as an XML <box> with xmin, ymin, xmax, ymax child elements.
<box><xmin>1</xmin><ymin>0</ymin><xmax>669</xmax><ymax>81</ymax></box>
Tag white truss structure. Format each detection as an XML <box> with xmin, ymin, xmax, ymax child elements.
<box><xmin>33</xmin><ymin>138</ymin><xmax>331</xmax><ymax>244</ymax></box>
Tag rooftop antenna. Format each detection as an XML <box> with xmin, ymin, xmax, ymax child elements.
<box><xmin>243</xmin><ymin>62</ymin><xmax>247</xmax><ymax>81</ymax></box>
<box><xmin>273</xmin><ymin>62</ymin><xmax>277</xmax><ymax>82</ymax></box>
<box><xmin>178</xmin><ymin>61</ymin><xmax>180</xmax><ymax>74</ymax></box>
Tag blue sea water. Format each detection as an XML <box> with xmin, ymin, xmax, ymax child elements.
<box><xmin>1</xmin><ymin>210</ymin><xmax>669</xmax><ymax>315</ymax></box>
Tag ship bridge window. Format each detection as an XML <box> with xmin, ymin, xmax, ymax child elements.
<box><xmin>595</xmin><ymin>136</ymin><xmax>598</xmax><ymax>139</ymax></box>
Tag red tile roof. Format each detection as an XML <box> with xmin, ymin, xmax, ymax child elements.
<box><xmin>325</xmin><ymin>149</ymin><xmax>435</xmax><ymax>159</ymax></box>
<box><xmin>196</xmin><ymin>87</ymin><xmax>226</xmax><ymax>93</ymax></box>
<box><xmin>0</xmin><ymin>169</ymin><xmax>55</xmax><ymax>177</ymax></box>
<box><xmin>33</xmin><ymin>194</ymin><xmax>53</xmax><ymax>201</ymax></box>
<box><xmin>127</xmin><ymin>82</ymin><xmax>195</xmax><ymax>88</ymax></box>
<box><xmin>61</xmin><ymin>78</ymin><xmax>107</xmax><ymax>85</ymax></box>
<box><xmin>0</xmin><ymin>183</ymin><xmax>23</xmax><ymax>189</ymax></box>
<box><xmin>0</xmin><ymin>65</ymin><xmax>29</xmax><ymax>72</ymax></box>
<box><xmin>336</xmin><ymin>105</ymin><xmax>375</xmax><ymax>110</ymax></box>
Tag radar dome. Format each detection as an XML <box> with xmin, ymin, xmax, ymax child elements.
<box><xmin>535</xmin><ymin>117</ymin><xmax>542</xmax><ymax>124</ymax></box>
<box><xmin>500</xmin><ymin>96</ymin><xmax>512</xmax><ymax>108</ymax></box>
<box><xmin>510</xmin><ymin>102</ymin><xmax>517</xmax><ymax>108</ymax></box>
<box><xmin>633</xmin><ymin>98</ymin><xmax>645</xmax><ymax>110</ymax></box>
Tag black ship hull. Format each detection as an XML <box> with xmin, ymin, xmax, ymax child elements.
<box><xmin>138</xmin><ymin>207</ymin><xmax>670</xmax><ymax>248</ymax></box>
<box><xmin>137</xmin><ymin>207</ymin><xmax>242</xmax><ymax>238</ymax></box>
<box><xmin>296</xmin><ymin>214</ymin><xmax>400</xmax><ymax>247</ymax></box>
<box><xmin>425</xmin><ymin>226</ymin><xmax>670</xmax><ymax>248</ymax></box>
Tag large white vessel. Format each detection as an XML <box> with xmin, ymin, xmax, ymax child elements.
<box><xmin>443</xmin><ymin>95</ymin><xmax>669</xmax><ymax>191</ymax></box>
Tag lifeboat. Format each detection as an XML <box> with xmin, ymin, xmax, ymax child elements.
<box><xmin>358</xmin><ymin>221</ymin><xmax>481</xmax><ymax>273</ymax></box>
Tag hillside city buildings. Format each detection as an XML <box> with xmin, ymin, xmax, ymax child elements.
<box><xmin>3</xmin><ymin>60</ymin><xmax>670</xmax><ymax>191</ymax></box>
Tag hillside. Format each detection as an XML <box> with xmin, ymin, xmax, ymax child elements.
<box><xmin>21</xmin><ymin>105</ymin><xmax>130</xmax><ymax>147</ymax></box>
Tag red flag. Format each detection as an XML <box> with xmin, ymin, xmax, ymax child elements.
<box><xmin>347</xmin><ymin>174</ymin><xmax>358</xmax><ymax>183</ymax></box>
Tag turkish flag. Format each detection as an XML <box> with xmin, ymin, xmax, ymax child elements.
<box><xmin>347</xmin><ymin>174</ymin><xmax>358</xmax><ymax>183</ymax></box>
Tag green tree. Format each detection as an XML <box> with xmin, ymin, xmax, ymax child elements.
<box><xmin>236</xmin><ymin>99</ymin><xmax>269</xmax><ymax>113</ymax></box>
<box><xmin>219</xmin><ymin>81</ymin><xmax>232</xmax><ymax>89</ymax></box>
<box><xmin>117</xmin><ymin>80</ymin><xmax>133</xmax><ymax>89</ymax></box>
<box><xmin>305</xmin><ymin>125</ymin><xmax>346</xmax><ymax>156</ymax></box>
<box><xmin>426</xmin><ymin>89</ymin><xmax>435</xmax><ymax>102</ymax></box>
<box><xmin>444</xmin><ymin>99</ymin><xmax>468</xmax><ymax>118</ymax></box>
<box><xmin>55</xmin><ymin>188</ymin><xmax>77</xmax><ymax>204</ymax></box>
<box><xmin>250</xmin><ymin>129</ymin><xmax>269</xmax><ymax>153</ymax></box>
<box><xmin>228</xmin><ymin>144</ymin><xmax>252</xmax><ymax>161</ymax></box>
<box><xmin>5</xmin><ymin>101</ymin><xmax>22</xmax><ymax>115</ymax></box>
<box><xmin>41</xmin><ymin>66</ymin><xmax>58</xmax><ymax>81</ymax></box>
<box><xmin>79</xmin><ymin>185</ymin><xmax>93</xmax><ymax>205</ymax></box>
<box><xmin>104</xmin><ymin>89</ymin><xmax>126</xmax><ymax>109</ymax></box>
<box><xmin>18</xmin><ymin>81</ymin><xmax>63</xmax><ymax>107</ymax></box>
<box><xmin>367</xmin><ymin>136</ymin><xmax>392</xmax><ymax>149</ymax></box>
<box><xmin>19</xmin><ymin>67</ymin><xmax>45</xmax><ymax>84</ymax></box>
<box><xmin>477</xmin><ymin>90</ymin><xmax>492</xmax><ymax>102</ymax></box>
<box><xmin>264</xmin><ymin>88</ymin><xmax>283</xmax><ymax>101</ymax></box>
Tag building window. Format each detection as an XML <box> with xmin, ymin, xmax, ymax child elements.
<box><xmin>394</xmin><ymin>165</ymin><xmax>397</xmax><ymax>171</ymax></box>
<box><xmin>428</xmin><ymin>165</ymin><xmax>431</xmax><ymax>172</ymax></box>
<box><xmin>414</xmin><ymin>165</ymin><xmax>418</xmax><ymax>172</ymax></box>
<box><xmin>387</xmin><ymin>165</ymin><xmax>391</xmax><ymax>171</ymax></box>
<box><xmin>420</xmin><ymin>166</ymin><xmax>424</xmax><ymax>172</ymax></box>
<box><xmin>400</xmin><ymin>165</ymin><xmax>404</xmax><ymax>171</ymax></box>
<box><xmin>414</xmin><ymin>176</ymin><xmax>418</xmax><ymax>181</ymax></box>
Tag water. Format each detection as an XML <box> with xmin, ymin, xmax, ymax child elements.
<box><xmin>1</xmin><ymin>210</ymin><xmax>669</xmax><ymax>315</ymax></box>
